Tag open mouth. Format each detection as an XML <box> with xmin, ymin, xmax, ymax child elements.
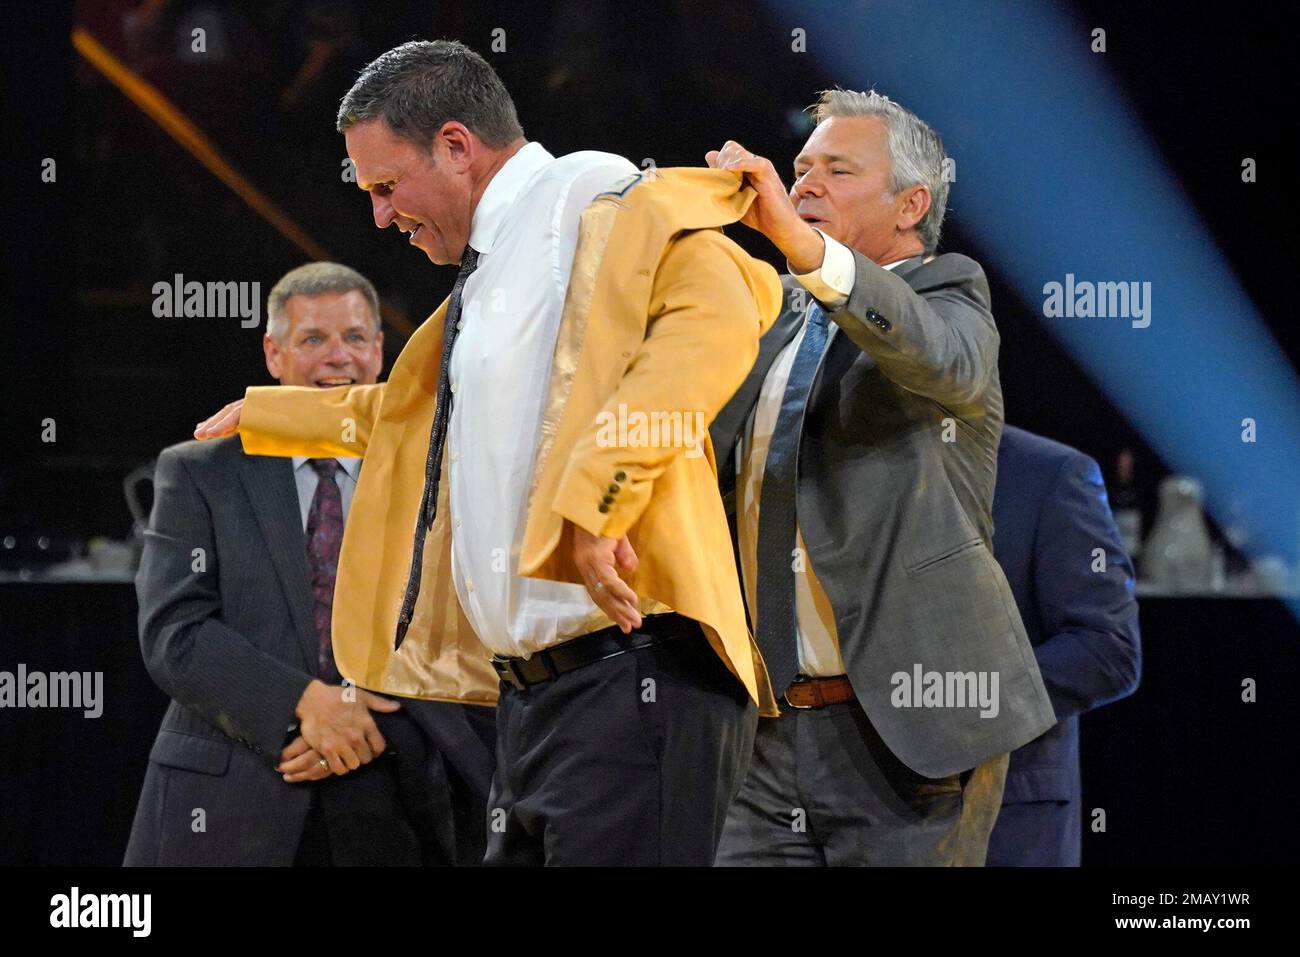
<box><xmin>800</xmin><ymin>214</ymin><xmax>827</xmax><ymax>227</ymax></box>
<box><xmin>408</xmin><ymin>223</ymin><xmax>423</xmax><ymax>243</ymax></box>
<box><xmin>315</xmin><ymin>377</ymin><xmax>354</xmax><ymax>388</ymax></box>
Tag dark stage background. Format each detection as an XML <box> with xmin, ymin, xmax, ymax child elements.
<box><xmin>3</xmin><ymin>0</ymin><xmax>1295</xmax><ymax>557</ymax></box>
<box><xmin>2</xmin><ymin>1</ymin><xmax>1295</xmax><ymax>867</ymax></box>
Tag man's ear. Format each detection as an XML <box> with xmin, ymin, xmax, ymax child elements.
<box><xmin>263</xmin><ymin>334</ymin><xmax>283</xmax><ymax>381</ymax></box>
<box><xmin>897</xmin><ymin>184</ymin><xmax>932</xmax><ymax>233</ymax></box>
<box><xmin>439</xmin><ymin>121</ymin><xmax>474</xmax><ymax>170</ymax></box>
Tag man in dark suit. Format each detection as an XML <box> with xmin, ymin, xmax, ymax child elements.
<box><xmin>708</xmin><ymin>90</ymin><xmax>1056</xmax><ymax>865</ymax></box>
<box><xmin>124</xmin><ymin>262</ymin><xmax>495</xmax><ymax>866</ymax></box>
<box><xmin>987</xmin><ymin>426</ymin><xmax>1142</xmax><ymax>866</ymax></box>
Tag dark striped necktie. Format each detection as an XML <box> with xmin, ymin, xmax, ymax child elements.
<box><xmin>394</xmin><ymin>246</ymin><xmax>480</xmax><ymax>650</ymax></box>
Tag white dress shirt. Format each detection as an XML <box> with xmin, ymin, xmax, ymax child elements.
<box><xmin>737</xmin><ymin>233</ymin><xmax>907</xmax><ymax>678</ymax></box>
<box><xmin>291</xmin><ymin>455</ymin><xmax>362</xmax><ymax>531</ymax></box>
<box><xmin>444</xmin><ymin>142</ymin><xmax>645</xmax><ymax>659</ymax></box>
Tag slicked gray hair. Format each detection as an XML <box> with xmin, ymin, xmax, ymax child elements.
<box><xmin>336</xmin><ymin>39</ymin><xmax>524</xmax><ymax>149</ymax></box>
<box><xmin>811</xmin><ymin>89</ymin><xmax>949</xmax><ymax>254</ymax></box>
<box><xmin>266</xmin><ymin>262</ymin><xmax>380</xmax><ymax>341</ymax></box>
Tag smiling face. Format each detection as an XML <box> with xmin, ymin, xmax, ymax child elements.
<box><xmin>346</xmin><ymin>118</ymin><xmax>476</xmax><ymax>266</ymax></box>
<box><xmin>791</xmin><ymin>114</ymin><xmax>930</xmax><ymax>265</ymax></box>
<box><xmin>263</xmin><ymin>289</ymin><xmax>383</xmax><ymax>387</ymax></box>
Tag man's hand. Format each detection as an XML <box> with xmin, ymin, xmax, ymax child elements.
<box><xmin>706</xmin><ymin>140</ymin><xmax>826</xmax><ymax>274</ymax></box>
<box><xmin>570</xmin><ymin>522</ymin><xmax>642</xmax><ymax>633</ymax></box>
<box><xmin>194</xmin><ymin>399</ymin><xmax>244</xmax><ymax>440</ymax></box>
<box><xmin>293</xmin><ymin>679</ymin><xmax>401</xmax><ymax>774</ymax></box>
<box><xmin>277</xmin><ymin>735</ymin><xmax>333</xmax><ymax>784</ymax></box>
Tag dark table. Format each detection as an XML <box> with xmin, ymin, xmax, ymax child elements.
<box><xmin>1080</xmin><ymin>593</ymin><xmax>1298</xmax><ymax>866</ymax></box>
<box><xmin>1</xmin><ymin>581</ymin><xmax>168</xmax><ymax>867</ymax></box>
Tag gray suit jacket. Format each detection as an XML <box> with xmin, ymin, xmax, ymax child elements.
<box><xmin>123</xmin><ymin>436</ymin><xmax>496</xmax><ymax>865</ymax></box>
<box><xmin>712</xmin><ymin>249</ymin><xmax>1055</xmax><ymax>778</ymax></box>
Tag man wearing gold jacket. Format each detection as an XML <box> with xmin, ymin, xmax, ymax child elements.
<box><xmin>196</xmin><ymin>40</ymin><xmax>781</xmax><ymax>865</ymax></box>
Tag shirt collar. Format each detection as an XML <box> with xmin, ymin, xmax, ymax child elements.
<box><xmin>467</xmin><ymin>141</ymin><xmax>554</xmax><ymax>255</ymax></box>
<box><xmin>292</xmin><ymin>456</ymin><xmax>362</xmax><ymax>481</ymax></box>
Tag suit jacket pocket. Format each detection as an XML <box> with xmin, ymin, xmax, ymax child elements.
<box><xmin>149</xmin><ymin>729</ymin><xmax>233</xmax><ymax>776</ymax></box>
<box><xmin>905</xmin><ymin>536</ymin><xmax>983</xmax><ymax>575</ymax></box>
<box><xmin>1001</xmin><ymin>766</ymin><xmax>1074</xmax><ymax>804</ymax></box>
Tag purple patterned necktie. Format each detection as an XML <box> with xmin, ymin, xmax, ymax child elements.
<box><xmin>305</xmin><ymin>458</ymin><xmax>343</xmax><ymax>681</ymax></box>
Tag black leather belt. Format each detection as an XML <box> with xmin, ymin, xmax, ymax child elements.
<box><xmin>492</xmin><ymin>613</ymin><xmax>691</xmax><ymax>692</ymax></box>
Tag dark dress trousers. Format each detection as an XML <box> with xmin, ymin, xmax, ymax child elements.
<box><xmin>123</xmin><ymin>436</ymin><xmax>496</xmax><ymax>866</ymax></box>
<box><xmin>484</xmin><ymin>616</ymin><xmax>757</xmax><ymax>866</ymax></box>
<box><xmin>986</xmin><ymin>426</ymin><xmax>1142</xmax><ymax>866</ymax></box>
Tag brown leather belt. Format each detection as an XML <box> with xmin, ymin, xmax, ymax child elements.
<box><xmin>781</xmin><ymin>674</ymin><xmax>856</xmax><ymax>709</ymax></box>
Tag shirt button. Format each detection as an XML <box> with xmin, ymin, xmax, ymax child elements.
<box><xmin>456</xmin><ymin>320</ymin><xmax>464</xmax><ymax>330</ymax></box>
<box><xmin>450</xmin><ymin>452</ymin><xmax>459</xmax><ymax>463</ymax></box>
<box><xmin>467</xmin><ymin>580</ymin><xmax>475</xmax><ymax>593</ymax></box>
<box><xmin>450</xmin><ymin>383</ymin><xmax>458</xmax><ymax>394</ymax></box>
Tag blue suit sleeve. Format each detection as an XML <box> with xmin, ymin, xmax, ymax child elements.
<box><xmin>1030</xmin><ymin>452</ymin><xmax>1142</xmax><ymax>719</ymax></box>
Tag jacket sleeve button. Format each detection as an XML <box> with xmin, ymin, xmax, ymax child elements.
<box><xmin>614</xmin><ymin>471</ymin><xmax>627</xmax><ymax>482</ymax></box>
<box><xmin>598</xmin><ymin>503</ymin><xmax>610</xmax><ymax>513</ymax></box>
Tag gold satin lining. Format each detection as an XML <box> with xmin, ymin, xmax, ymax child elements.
<box><xmin>527</xmin><ymin>197</ymin><xmax>616</xmax><ymax>532</ymax></box>
<box><xmin>528</xmin><ymin>191</ymin><xmax>673</xmax><ymax>639</ymax></box>
<box><xmin>380</xmin><ymin>455</ymin><xmax>499</xmax><ymax>704</ymax></box>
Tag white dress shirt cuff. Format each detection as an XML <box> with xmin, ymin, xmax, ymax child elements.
<box><xmin>791</xmin><ymin>229</ymin><xmax>855</xmax><ymax>307</ymax></box>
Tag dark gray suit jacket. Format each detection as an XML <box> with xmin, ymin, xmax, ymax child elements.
<box><xmin>123</xmin><ymin>436</ymin><xmax>496</xmax><ymax>865</ymax></box>
<box><xmin>712</xmin><ymin>249</ymin><xmax>1056</xmax><ymax>778</ymax></box>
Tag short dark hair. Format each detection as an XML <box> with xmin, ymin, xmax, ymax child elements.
<box><xmin>336</xmin><ymin>39</ymin><xmax>524</xmax><ymax>149</ymax></box>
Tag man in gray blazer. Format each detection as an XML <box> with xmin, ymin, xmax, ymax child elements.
<box><xmin>708</xmin><ymin>90</ymin><xmax>1055</xmax><ymax>865</ymax></box>
<box><xmin>124</xmin><ymin>263</ymin><xmax>496</xmax><ymax>866</ymax></box>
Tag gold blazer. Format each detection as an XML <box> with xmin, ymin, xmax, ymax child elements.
<box><xmin>239</xmin><ymin>168</ymin><xmax>783</xmax><ymax>715</ymax></box>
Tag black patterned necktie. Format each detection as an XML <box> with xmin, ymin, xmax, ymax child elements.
<box><xmin>305</xmin><ymin>458</ymin><xmax>343</xmax><ymax>680</ymax></box>
<box><xmin>755</xmin><ymin>302</ymin><xmax>831</xmax><ymax>696</ymax></box>
<box><xmin>394</xmin><ymin>247</ymin><xmax>480</xmax><ymax>650</ymax></box>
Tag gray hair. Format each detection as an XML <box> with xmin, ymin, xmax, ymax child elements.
<box><xmin>266</xmin><ymin>262</ymin><xmax>381</xmax><ymax>341</ymax></box>
<box><xmin>336</xmin><ymin>39</ymin><xmax>524</xmax><ymax>149</ymax></box>
<box><xmin>810</xmin><ymin>89</ymin><xmax>949</xmax><ymax>254</ymax></box>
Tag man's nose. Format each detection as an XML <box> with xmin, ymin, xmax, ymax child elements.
<box><xmin>371</xmin><ymin>192</ymin><xmax>395</xmax><ymax>229</ymax></box>
<box><xmin>323</xmin><ymin>338</ymin><xmax>351</xmax><ymax>365</ymax></box>
<box><xmin>793</xmin><ymin>173</ymin><xmax>823</xmax><ymax>201</ymax></box>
